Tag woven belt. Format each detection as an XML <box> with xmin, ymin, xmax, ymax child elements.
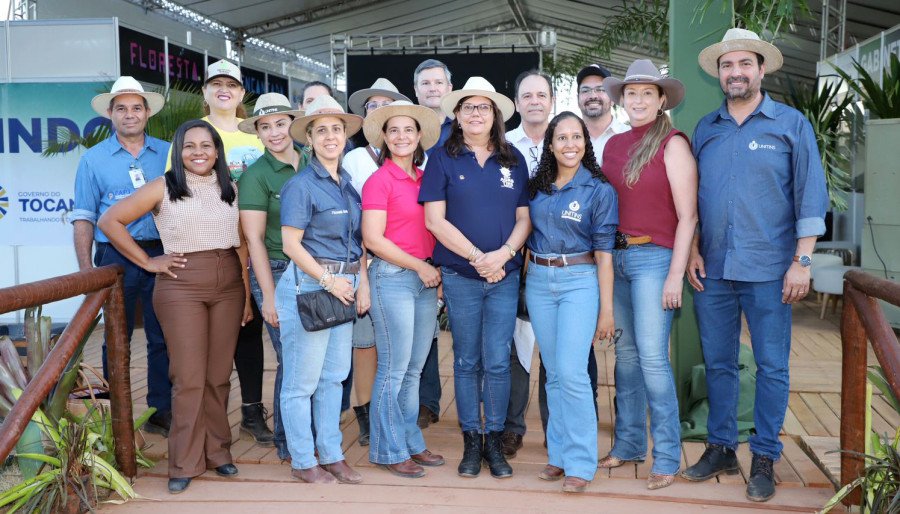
<box><xmin>614</xmin><ymin>233</ymin><xmax>652</xmax><ymax>249</ymax></box>
<box><xmin>315</xmin><ymin>258</ymin><xmax>361</xmax><ymax>274</ymax></box>
<box><xmin>530</xmin><ymin>252</ymin><xmax>594</xmax><ymax>267</ymax></box>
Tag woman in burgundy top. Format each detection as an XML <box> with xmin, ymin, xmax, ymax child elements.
<box><xmin>599</xmin><ymin>60</ymin><xmax>698</xmax><ymax>490</ymax></box>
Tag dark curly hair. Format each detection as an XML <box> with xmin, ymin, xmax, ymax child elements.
<box><xmin>529</xmin><ymin>111</ymin><xmax>606</xmax><ymax>198</ymax></box>
<box><xmin>165</xmin><ymin>119</ymin><xmax>235</xmax><ymax>205</ymax></box>
<box><xmin>445</xmin><ymin>96</ymin><xmax>518</xmax><ymax>169</ymax></box>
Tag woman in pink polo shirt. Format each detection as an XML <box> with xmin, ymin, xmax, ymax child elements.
<box><xmin>361</xmin><ymin>101</ymin><xmax>445</xmax><ymax>478</ymax></box>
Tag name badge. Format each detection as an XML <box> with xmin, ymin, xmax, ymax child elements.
<box><xmin>129</xmin><ymin>167</ymin><xmax>147</xmax><ymax>189</ymax></box>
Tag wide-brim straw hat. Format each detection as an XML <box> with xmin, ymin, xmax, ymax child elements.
<box><xmin>347</xmin><ymin>78</ymin><xmax>411</xmax><ymax>116</ymax></box>
<box><xmin>288</xmin><ymin>95</ymin><xmax>363</xmax><ymax>145</ymax></box>
<box><xmin>238</xmin><ymin>93</ymin><xmax>304</xmax><ymax>134</ymax></box>
<box><xmin>91</xmin><ymin>76</ymin><xmax>165</xmax><ymax>118</ymax></box>
<box><xmin>698</xmin><ymin>28</ymin><xmax>783</xmax><ymax>77</ymax></box>
<box><xmin>440</xmin><ymin>76</ymin><xmax>515</xmax><ymax>122</ymax></box>
<box><xmin>362</xmin><ymin>100</ymin><xmax>442</xmax><ymax>151</ymax></box>
<box><xmin>604</xmin><ymin>59</ymin><xmax>686</xmax><ymax>110</ymax></box>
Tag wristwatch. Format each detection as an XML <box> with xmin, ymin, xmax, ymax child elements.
<box><xmin>793</xmin><ymin>254</ymin><xmax>812</xmax><ymax>267</ymax></box>
<box><xmin>502</xmin><ymin>243</ymin><xmax>516</xmax><ymax>258</ymax></box>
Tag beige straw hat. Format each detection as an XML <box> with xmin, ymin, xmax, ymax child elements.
<box><xmin>288</xmin><ymin>95</ymin><xmax>363</xmax><ymax>145</ymax></box>
<box><xmin>698</xmin><ymin>28</ymin><xmax>783</xmax><ymax>77</ymax></box>
<box><xmin>238</xmin><ymin>93</ymin><xmax>304</xmax><ymax>134</ymax></box>
<box><xmin>440</xmin><ymin>76</ymin><xmax>515</xmax><ymax>122</ymax></box>
<box><xmin>91</xmin><ymin>76</ymin><xmax>165</xmax><ymax>118</ymax></box>
<box><xmin>347</xmin><ymin>78</ymin><xmax>411</xmax><ymax>116</ymax></box>
<box><xmin>362</xmin><ymin>100</ymin><xmax>442</xmax><ymax>151</ymax></box>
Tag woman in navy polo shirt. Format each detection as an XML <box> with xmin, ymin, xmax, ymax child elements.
<box><xmin>275</xmin><ymin>95</ymin><xmax>369</xmax><ymax>485</ymax></box>
<box><xmin>419</xmin><ymin>77</ymin><xmax>531</xmax><ymax>479</ymax></box>
<box><xmin>526</xmin><ymin>111</ymin><xmax>618</xmax><ymax>493</ymax></box>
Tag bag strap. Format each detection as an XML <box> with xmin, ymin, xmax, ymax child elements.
<box><xmin>364</xmin><ymin>145</ymin><xmax>380</xmax><ymax>166</ymax></box>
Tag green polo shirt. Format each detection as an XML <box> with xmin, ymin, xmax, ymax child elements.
<box><xmin>237</xmin><ymin>147</ymin><xmax>308</xmax><ymax>261</ymax></box>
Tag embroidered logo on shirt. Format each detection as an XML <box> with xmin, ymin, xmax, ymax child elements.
<box><xmin>748</xmin><ymin>140</ymin><xmax>776</xmax><ymax>151</ymax></box>
<box><xmin>331</xmin><ymin>209</ymin><xmax>349</xmax><ymax>215</ymax></box>
<box><xmin>459</xmin><ymin>175</ymin><xmax>465</xmax><ymax>180</ymax></box>
<box><xmin>561</xmin><ymin>201</ymin><xmax>583</xmax><ymax>222</ymax></box>
<box><xmin>499</xmin><ymin>167</ymin><xmax>515</xmax><ymax>189</ymax></box>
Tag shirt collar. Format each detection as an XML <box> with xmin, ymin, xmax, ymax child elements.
<box><xmin>106</xmin><ymin>133</ymin><xmax>156</xmax><ymax>156</ymax></box>
<box><xmin>309</xmin><ymin>155</ymin><xmax>352</xmax><ymax>184</ymax></box>
<box><xmin>261</xmin><ymin>148</ymin><xmax>298</xmax><ymax>173</ymax></box>
<box><xmin>554</xmin><ymin>165</ymin><xmax>593</xmax><ymax>191</ymax></box>
<box><xmin>383</xmin><ymin>158</ymin><xmax>423</xmax><ymax>181</ymax></box>
<box><xmin>716</xmin><ymin>91</ymin><xmax>776</xmax><ymax>122</ymax></box>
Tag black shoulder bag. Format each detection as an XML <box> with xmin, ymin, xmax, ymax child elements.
<box><xmin>295</xmin><ymin>197</ymin><xmax>357</xmax><ymax>332</ymax></box>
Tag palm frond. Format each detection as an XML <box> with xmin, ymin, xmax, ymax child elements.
<box><xmin>835</xmin><ymin>53</ymin><xmax>900</xmax><ymax>119</ymax></box>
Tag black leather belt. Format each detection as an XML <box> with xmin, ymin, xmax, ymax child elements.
<box><xmin>315</xmin><ymin>258</ymin><xmax>361</xmax><ymax>274</ymax></box>
<box><xmin>98</xmin><ymin>240</ymin><xmax>161</xmax><ymax>249</ymax></box>
<box><xmin>530</xmin><ymin>252</ymin><xmax>594</xmax><ymax>267</ymax></box>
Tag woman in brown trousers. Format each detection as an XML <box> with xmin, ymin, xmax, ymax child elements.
<box><xmin>99</xmin><ymin>119</ymin><xmax>253</xmax><ymax>494</ymax></box>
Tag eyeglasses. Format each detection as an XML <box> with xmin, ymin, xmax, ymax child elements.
<box><xmin>365</xmin><ymin>100</ymin><xmax>393</xmax><ymax>112</ymax></box>
<box><xmin>459</xmin><ymin>103</ymin><xmax>493</xmax><ymax>116</ymax></box>
<box><xmin>528</xmin><ymin>146</ymin><xmax>539</xmax><ymax>168</ymax></box>
<box><xmin>578</xmin><ymin>86</ymin><xmax>606</xmax><ymax>96</ymax></box>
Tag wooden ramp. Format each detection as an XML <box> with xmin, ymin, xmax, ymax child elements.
<box><xmin>89</xmin><ymin>298</ymin><xmax>852</xmax><ymax>513</ymax></box>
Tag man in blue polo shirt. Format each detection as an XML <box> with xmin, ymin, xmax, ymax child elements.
<box><xmin>681</xmin><ymin>29</ymin><xmax>828</xmax><ymax>502</ymax></box>
<box><xmin>70</xmin><ymin>76</ymin><xmax>173</xmax><ymax>436</ymax></box>
<box><xmin>412</xmin><ymin>58</ymin><xmax>454</xmax><ymax>428</ymax></box>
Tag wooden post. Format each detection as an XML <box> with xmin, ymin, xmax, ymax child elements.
<box><xmin>105</xmin><ymin>273</ymin><xmax>137</xmax><ymax>478</ymax></box>
<box><xmin>840</xmin><ymin>283</ymin><xmax>867</xmax><ymax>506</ymax></box>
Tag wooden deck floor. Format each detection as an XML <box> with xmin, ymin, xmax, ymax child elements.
<box><xmin>87</xmin><ymin>297</ymin><xmax>863</xmax><ymax>512</ymax></box>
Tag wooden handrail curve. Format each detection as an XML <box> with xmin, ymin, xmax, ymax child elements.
<box><xmin>839</xmin><ymin>269</ymin><xmax>900</xmax><ymax>505</ymax></box>
<box><xmin>0</xmin><ymin>265</ymin><xmax>136</xmax><ymax>478</ymax></box>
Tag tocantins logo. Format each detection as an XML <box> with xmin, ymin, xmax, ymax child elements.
<box><xmin>0</xmin><ymin>185</ymin><xmax>8</xmax><ymax>220</ymax></box>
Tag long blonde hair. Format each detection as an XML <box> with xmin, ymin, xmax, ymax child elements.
<box><xmin>623</xmin><ymin>86</ymin><xmax>672</xmax><ymax>188</ymax></box>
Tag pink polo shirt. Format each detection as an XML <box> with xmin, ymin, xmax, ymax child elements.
<box><xmin>361</xmin><ymin>158</ymin><xmax>436</xmax><ymax>260</ymax></box>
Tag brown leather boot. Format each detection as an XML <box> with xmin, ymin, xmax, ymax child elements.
<box><xmin>380</xmin><ymin>459</ymin><xmax>425</xmax><ymax>478</ymax></box>
<box><xmin>562</xmin><ymin>476</ymin><xmax>589</xmax><ymax>493</ymax></box>
<box><xmin>538</xmin><ymin>464</ymin><xmax>564</xmax><ymax>481</ymax></box>
<box><xmin>322</xmin><ymin>460</ymin><xmax>363</xmax><ymax>484</ymax></box>
<box><xmin>291</xmin><ymin>465</ymin><xmax>337</xmax><ymax>484</ymax></box>
<box><xmin>410</xmin><ymin>449</ymin><xmax>445</xmax><ymax>467</ymax></box>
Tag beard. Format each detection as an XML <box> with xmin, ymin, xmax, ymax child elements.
<box><xmin>580</xmin><ymin>100</ymin><xmax>608</xmax><ymax>118</ymax></box>
<box><xmin>723</xmin><ymin>77</ymin><xmax>757</xmax><ymax>101</ymax></box>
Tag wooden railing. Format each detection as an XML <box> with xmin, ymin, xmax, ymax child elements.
<box><xmin>0</xmin><ymin>266</ymin><xmax>136</xmax><ymax>478</ymax></box>
<box><xmin>840</xmin><ymin>270</ymin><xmax>900</xmax><ymax>505</ymax></box>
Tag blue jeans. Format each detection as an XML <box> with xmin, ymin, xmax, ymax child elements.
<box><xmin>611</xmin><ymin>244</ymin><xmax>681</xmax><ymax>475</ymax></box>
<box><xmin>276</xmin><ymin>263</ymin><xmax>357</xmax><ymax>470</ymax></box>
<box><xmin>368</xmin><ymin>259</ymin><xmax>438</xmax><ymax>464</ymax></box>
<box><xmin>418</xmin><ymin>335</ymin><xmax>441</xmax><ymax>414</ymax></box>
<box><xmin>94</xmin><ymin>242</ymin><xmax>172</xmax><ymax>412</ymax></box>
<box><xmin>694</xmin><ymin>278</ymin><xmax>790</xmax><ymax>459</ymax></box>
<box><xmin>442</xmin><ymin>269</ymin><xmax>518</xmax><ymax>433</ymax></box>
<box><xmin>526</xmin><ymin>259</ymin><xmax>599</xmax><ymax>481</ymax></box>
<box><xmin>249</xmin><ymin>259</ymin><xmax>289</xmax><ymax>460</ymax></box>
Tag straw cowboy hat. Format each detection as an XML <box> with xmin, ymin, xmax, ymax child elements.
<box><xmin>440</xmin><ymin>76</ymin><xmax>515</xmax><ymax>122</ymax></box>
<box><xmin>347</xmin><ymin>78</ymin><xmax>411</xmax><ymax>116</ymax></box>
<box><xmin>91</xmin><ymin>76</ymin><xmax>165</xmax><ymax>118</ymax></box>
<box><xmin>603</xmin><ymin>59</ymin><xmax>686</xmax><ymax>110</ymax></box>
<box><xmin>362</xmin><ymin>100</ymin><xmax>442</xmax><ymax>151</ymax></box>
<box><xmin>698</xmin><ymin>28</ymin><xmax>783</xmax><ymax>77</ymax></box>
<box><xmin>238</xmin><ymin>93</ymin><xmax>304</xmax><ymax>134</ymax></box>
<box><xmin>288</xmin><ymin>95</ymin><xmax>363</xmax><ymax>145</ymax></box>
<box><xmin>205</xmin><ymin>59</ymin><xmax>242</xmax><ymax>83</ymax></box>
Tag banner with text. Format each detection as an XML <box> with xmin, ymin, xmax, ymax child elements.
<box><xmin>0</xmin><ymin>82</ymin><xmax>108</xmax><ymax>245</ymax></box>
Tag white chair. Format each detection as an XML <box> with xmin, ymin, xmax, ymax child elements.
<box><xmin>812</xmin><ymin>265</ymin><xmax>859</xmax><ymax>319</ymax></box>
<box><xmin>810</xmin><ymin>254</ymin><xmax>844</xmax><ymax>306</ymax></box>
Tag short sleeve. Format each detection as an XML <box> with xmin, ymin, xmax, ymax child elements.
<box><xmin>590</xmin><ymin>182</ymin><xmax>619</xmax><ymax>252</ymax></box>
<box><xmin>418</xmin><ymin>150</ymin><xmax>449</xmax><ymax>203</ymax></box>
<box><xmin>361</xmin><ymin>170</ymin><xmax>390</xmax><ymax>211</ymax></box>
<box><xmin>70</xmin><ymin>155</ymin><xmax>101</xmax><ymax>224</ymax></box>
<box><xmin>279</xmin><ymin>176</ymin><xmax>313</xmax><ymax>229</ymax></box>
<box><xmin>237</xmin><ymin>166</ymin><xmax>268</xmax><ymax>211</ymax></box>
<box><xmin>511</xmin><ymin>147</ymin><xmax>530</xmax><ymax>208</ymax></box>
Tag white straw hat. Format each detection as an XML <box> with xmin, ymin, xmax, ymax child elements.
<box><xmin>362</xmin><ymin>100</ymin><xmax>442</xmax><ymax>151</ymax></box>
<box><xmin>91</xmin><ymin>76</ymin><xmax>165</xmax><ymax>118</ymax></box>
<box><xmin>440</xmin><ymin>76</ymin><xmax>515</xmax><ymax>122</ymax></box>
<box><xmin>238</xmin><ymin>93</ymin><xmax>304</xmax><ymax>134</ymax></box>
<box><xmin>698</xmin><ymin>28</ymin><xmax>783</xmax><ymax>77</ymax></box>
<box><xmin>288</xmin><ymin>95</ymin><xmax>363</xmax><ymax>145</ymax></box>
<box><xmin>347</xmin><ymin>78</ymin><xmax>411</xmax><ymax>116</ymax></box>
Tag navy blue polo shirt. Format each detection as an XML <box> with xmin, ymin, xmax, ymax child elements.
<box><xmin>527</xmin><ymin>166</ymin><xmax>619</xmax><ymax>255</ymax></box>
<box><xmin>425</xmin><ymin>117</ymin><xmax>454</xmax><ymax>158</ymax></box>
<box><xmin>280</xmin><ymin>156</ymin><xmax>363</xmax><ymax>262</ymax></box>
<box><xmin>419</xmin><ymin>145</ymin><xmax>529</xmax><ymax>279</ymax></box>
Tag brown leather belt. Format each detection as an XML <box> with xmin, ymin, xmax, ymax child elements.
<box><xmin>627</xmin><ymin>235</ymin><xmax>651</xmax><ymax>246</ymax></box>
<box><xmin>530</xmin><ymin>252</ymin><xmax>594</xmax><ymax>267</ymax></box>
<box><xmin>315</xmin><ymin>258</ymin><xmax>361</xmax><ymax>274</ymax></box>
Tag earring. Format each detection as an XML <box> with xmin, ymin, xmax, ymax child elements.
<box><xmin>656</xmin><ymin>108</ymin><xmax>664</xmax><ymax>117</ymax></box>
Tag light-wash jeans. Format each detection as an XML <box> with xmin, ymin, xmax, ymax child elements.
<box><xmin>526</xmin><ymin>258</ymin><xmax>599</xmax><ymax>481</ymax></box>
<box><xmin>695</xmin><ymin>277</ymin><xmax>791</xmax><ymax>459</ymax></box>
<box><xmin>249</xmin><ymin>259</ymin><xmax>289</xmax><ymax>460</ymax></box>
<box><xmin>367</xmin><ymin>258</ymin><xmax>438</xmax><ymax>464</ymax></box>
<box><xmin>610</xmin><ymin>244</ymin><xmax>681</xmax><ymax>476</ymax></box>
<box><xmin>442</xmin><ymin>269</ymin><xmax>518</xmax><ymax>433</ymax></box>
<box><xmin>276</xmin><ymin>263</ymin><xmax>357</xmax><ymax>470</ymax></box>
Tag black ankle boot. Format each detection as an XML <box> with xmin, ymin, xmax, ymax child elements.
<box><xmin>746</xmin><ymin>454</ymin><xmax>776</xmax><ymax>502</ymax></box>
<box><xmin>482</xmin><ymin>431</ymin><xmax>513</xmax><ymax>478</ymax></box>
<box><xmin>240</xmin><ymin>403</ymin><xmax>274</xmax><ymax>446</ymax></box>
<box><xmin>681</xmin><ymin>443</ymin><xmax>739</xmax><ymax>481</ymax></box>
<box><xmin>458</xmin><ymin>431</ymin><xmax>483</xmax><ymax>477</ymax></box>
<box><xmin>353</xmin><ymin>403</ymin><xmax>370</xmax><ymax>446</ymax></box>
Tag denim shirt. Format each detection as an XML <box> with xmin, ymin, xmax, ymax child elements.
<box><xmin>70</xmin><ymin>134</ymin><xmax>170</xmax><ymax>242</ymax></box>
<box><xmin>692</xmin><ymin>93</ymin><xmax>828</xmax><ymax>282</ymax></box>
<box><xmin>527</xmin><ymin>166</ymin><xmax>618</xmax><ymax>255</ymax></box>
<box><xmin>279</xmin><ymin>156</ymin><xmax>363</xmax><ymax>262</ymax></box>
